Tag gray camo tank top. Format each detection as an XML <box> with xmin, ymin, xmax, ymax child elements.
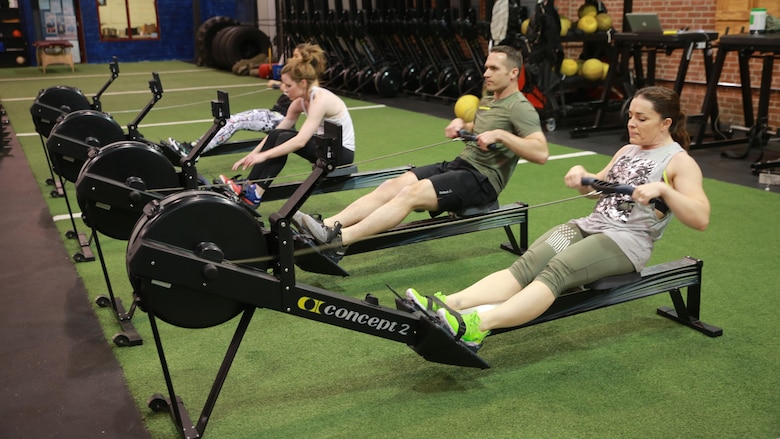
<box><xmin>571</xmin><ymin>142</ymin><xmax>684</xmax><ymax>271</ymax></box>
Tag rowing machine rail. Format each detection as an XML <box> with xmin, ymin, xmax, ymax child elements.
<box><xmin>492</xmin><ymin>256</ymin><xmax>723</xmax><ymax>337</ymax></box>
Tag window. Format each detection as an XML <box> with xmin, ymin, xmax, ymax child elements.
<box><xmin>98</xmin><ymin>0</ymin><xmax>159</xmax><ymax>41</ymax></box>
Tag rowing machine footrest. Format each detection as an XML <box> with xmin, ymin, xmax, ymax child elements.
<box><xmin>395</xmin><ymin>297</ymin><xmax>490</xmax><ymax>369</ymax></box>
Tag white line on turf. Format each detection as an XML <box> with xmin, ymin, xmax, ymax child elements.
<box><xmin>14</xmin><ymin>104</ymin><xmax>387</xmax><ymax>137</ymax></box>
<box><xmin>517</xmin><ymin>150</ymin><xmax>596</xmax><ymax>164</ymax></box>
<box><xmin>3</xmin><ymin>82</ymin><xmax>276</xmax><ymax>103</ymax></box>
<box><xmin>0</xmin><ymin>68</ymin><xmax>211</xmax><ymax>84</ymax></box>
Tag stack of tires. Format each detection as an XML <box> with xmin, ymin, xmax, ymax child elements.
<box><xmin>195</xmin><ymin>16</ymin><xmax>272</xmax><ymax>71</ymax></box>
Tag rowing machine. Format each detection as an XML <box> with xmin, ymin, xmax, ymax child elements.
<box><xmin>126</xmin><ymin>130</ymin><xmax>488</xmax><ymax>439</ymax></box>
<box><xmin>397</xmin><ymin>256</ymin><xmax>722</xmax><ymax>338</ymax></box>
<box><xmin>26</xmin><ymin>63</ymin><xmax>125</xmax><ymax>263</ymax></box>
<box><xmin>70</xmin><ymin>91</ymin><xmax>230</xmax><ymax>347</ymax></box>
<box><xmin>393</xmin><ymin>179</ymin><xmax>722</xmax><ymax>341</ymax></box>
<box><xmin>502</xmin><ymin>256</ymin><xmax>722</xmax><ymax>337</ymax></box>
<box><xmin>262</xmin><ymin>165</ymin><xmax>413</xmax><ymax>201</ymax></box>
<box><xmin>29</xmin><ymin>56</ymin><xmax>118</xmax><ymax>138</ymax></box>
<box><xmin>78</xmin><ymin>119</ymin><xmax>528</xmax><ymax>278</ymax></box>
<box><xmin>561</xmin><ymin>177</ymin><xmax>719</xmax><ymax>334</ymax></box>
<box><xmin>76</xmin><ymin>91</ymin><xmax>232</xmax><ymax>240</ymax></box>
<box><xmin>294</xmin><ymin>131</ymin><xmax>527</xmax><ymax>275</ymax></box>
<box><xmin>29</xmin><ymin>58</ymin><xmax>120</xmax><ymax>204</ymax></box>
<box><xmin>259</xmin><ymin>129</ymin><xmax>490</xmax><ymax>201</ymax></box>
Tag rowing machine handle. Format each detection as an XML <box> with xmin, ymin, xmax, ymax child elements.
<box><xmin>581</xmin><ymin>176</ymin><xmax>635</xmax><ymax>195</ymax></box>
<box><xmin>581</xmin><ymin>176</ymin><xmax>667</xmax><ymax>210</ymax></box>
<box><xmin>457</xmin><ymin>129</ymin><xmax>496</xmax><ymax>150</ymax></box>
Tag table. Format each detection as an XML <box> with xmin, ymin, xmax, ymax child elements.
<box><xmin>33</xmin><ymin>40</ymin><xmax>74</xmax><ymax>74</ymax></box>
<box><xmin>693</xmin><ymin>33</ymin><xmax>780</xmax><ymax>160</ymax></box>
<box><xmin>571</xmin><ymin>31</ymin><xmax>718</xmax><ymax>138</ymax></box>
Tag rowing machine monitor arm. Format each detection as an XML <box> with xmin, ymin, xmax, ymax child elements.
<box><xmin>127</xmin><ymin>72</ymin><xmax>164</xmax><ymax>141</ymax></box>
<box><xmin>179</xmin><ymin>90</ymin><xmax>230</xmax><ymax>189</ymax></box>
<box><xmin>92</xmin><ymin>56</ymin><xmax>120</xmax><ymax>112</ymax></box>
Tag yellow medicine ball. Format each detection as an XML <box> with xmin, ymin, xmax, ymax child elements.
<box><xmin>577</xmin><ymin>15</ymin><xmax>598</xmax><ymax>34</ymax></box>
<box><xmin>560</xmin><ymin>17</ymin><xmax>572</xmax><ymax>36</ymax></box>
<box><xmin>560</xmin><ymin>58</ymin><xmax>579</xmax><ymax>76</ymax></box>
<box><xmin>596</xmin><ymin>13</ymin><xmax>612</xmax><ymax>31</ymax></box>
<box><xmin>581</xmin><ymin>58</ymin><xmax>603</xmax><ymax>81</ymax></box>
<box><xmin>578</xmin><ymin>4</ymin><xmax>597</xmax><ymax>18</ymax></box>
<box><xmin>454</xmin><ymin>94</ymin><xmax>480</xmax><ymax>122</ymax></box>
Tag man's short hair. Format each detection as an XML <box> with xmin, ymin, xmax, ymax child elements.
<box><xmin>490</xmin><ymin>45</ymin><xmax>523</xmax><ymax>70</ymax></box>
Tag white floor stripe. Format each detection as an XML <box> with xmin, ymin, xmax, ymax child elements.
<box><xmin>3</xmin><ymin>82</ymin><xmax>271</xmax><ymax>103</ymax></box>
<box><xmin>50</xmin><ymin>149</ymin><xmax>595</xmax><ymax>222</ymax></box>
<box><xmin>517</xmin><ymin>150</ymin><xmax>596</xmax><ymax>164</ymax></box>
<box><xmin>53</xmin><ymin>213</ymin><xmax>80</xmax><ymax>222</ymax></box>
<box><xmin>0</xmin><ymin>68</ymin><xmax>211</xmax><ymax>84</ymax></box>
<box><xmin>15</xmin><ymin>104</ymin><xmax>387</xmax><ymax>137</ymax></box>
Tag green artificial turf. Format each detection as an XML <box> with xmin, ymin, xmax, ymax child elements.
<box><xmin>2</xmin><ymin>61</ymin><xmax>779</xmax><ymax>438</ymax></box>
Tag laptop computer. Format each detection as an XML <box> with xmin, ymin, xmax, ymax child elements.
<box><xmin>625</xmin><ymin>13</ymin><xmax>665</xmax><ymax>34</ymax></box>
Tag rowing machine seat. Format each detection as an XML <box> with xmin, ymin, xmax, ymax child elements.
<box><xmin>582</xmin><ymin>271</ymin><xmax>642</xmax><ymax>291</ymax></box>
<box><xmin>453</xmin><ymin>200</ymin><xmax>500</xmax><ymax>218</ymax></box>
<box><xmin>424</xmin><ymin>200</ymin><xmax>500</xmax><ymax>218</ymax></box>
<box><xmin>327</xmin><ymin>164</ymin><xmax>358</xmax><ymax>178</ymax></box>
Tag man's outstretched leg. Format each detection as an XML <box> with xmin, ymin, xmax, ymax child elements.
<box><xmin>295</xmin><ymin>173</ymin><xmax>437</xmax><ymax>248</ymax></box>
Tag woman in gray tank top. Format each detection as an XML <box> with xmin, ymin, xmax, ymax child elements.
<box><xmin>406</xmin><ymin>86</ymin><xmax>711</xmax><ymax>349</ymax></box>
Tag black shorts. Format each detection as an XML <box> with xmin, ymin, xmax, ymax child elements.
<box><xmin>411</xmin><ymin>157</ymin><xmax>498</xmax><ymax>214</ymax></box>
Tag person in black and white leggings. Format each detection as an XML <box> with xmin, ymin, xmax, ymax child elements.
<box><xmin>167</xmin><ymin>43</ymin><xmax>320</xmax><ymax>156</ymax></box>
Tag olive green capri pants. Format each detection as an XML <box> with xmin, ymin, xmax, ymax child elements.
<box><xmin>508</xmin><ymin>223</ymin><xmax>635</xmax><ymax>297</ymax></box>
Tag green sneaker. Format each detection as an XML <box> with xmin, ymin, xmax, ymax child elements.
<box><xmin>437</xmin><ymin>308</ymin><xmax>490</xmax><ymax>347</ymax></box>
<box><xmin>405</xmin><ymin>288</ymin><xmax>447</xmax><ymax>312</ymax></box>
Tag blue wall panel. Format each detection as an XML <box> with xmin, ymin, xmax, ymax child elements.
<box><xmin>12</xmin><ymin>1</ymin><xmax>251</xmax><ymax>67</ymax></box>
<box><xmin>80</xmin><ymin>1</ymin><xmax>240</xmax><ymax>65</ymax></box>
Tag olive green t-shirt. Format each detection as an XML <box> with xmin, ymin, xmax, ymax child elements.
<box><xmin>459</xmin><ymin>91</ymin><xmax>542</xmax><ymax>195</ymax></box>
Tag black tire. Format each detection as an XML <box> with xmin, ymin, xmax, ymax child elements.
<box><xmin>213</xmin><ymin>25</ymin><xmax>271</xmax><ymax>72</ymax></box>
<box><xmin>210</xmin><ymin>26</ymin><xmax>240</xmax><ymax>70</ymax></box>
<box><xmin>195</xmin><ymin>16</ymin><xmax>240</xmax><ymax>67</ymax></box>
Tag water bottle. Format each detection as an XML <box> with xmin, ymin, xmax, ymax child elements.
<box><xmin>750</xmin><ymin>8</ymin><xmax>767</xmax><ymax>34</ymax></box>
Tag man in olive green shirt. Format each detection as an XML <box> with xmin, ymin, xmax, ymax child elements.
<box><xmin>296</xmin><ymin>45</ymin><xmax>549</xmax><ymax>259</ymax></box>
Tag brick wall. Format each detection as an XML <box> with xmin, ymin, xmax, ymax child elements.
<box><xmin>558</xmin><ymin>0</ymin><xmax>780</xmax><ymax>129</ymax></box>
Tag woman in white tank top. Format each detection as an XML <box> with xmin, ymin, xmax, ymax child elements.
<box><xmin>224</xmin><ymin>44</ymin><xmax>356</xmax><ymax>208</ymax></box>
